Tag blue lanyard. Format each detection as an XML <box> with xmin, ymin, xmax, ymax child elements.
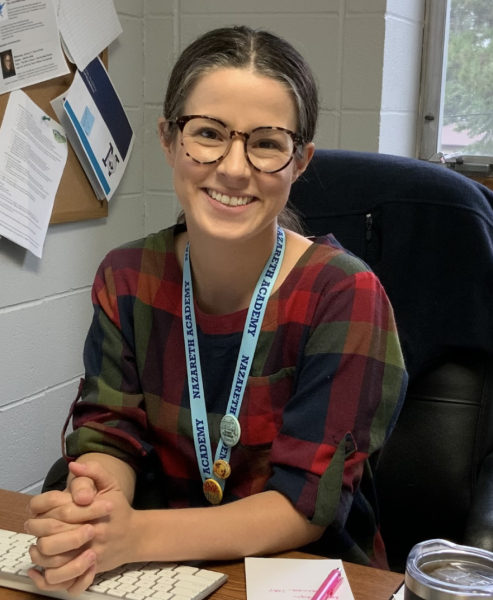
<box><xmin>182</xmin><ymin>227</ymin><xmax>285</xmax><ymax>491</ymax></box>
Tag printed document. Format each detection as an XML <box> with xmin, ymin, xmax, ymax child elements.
<box><xmin>245</xmin><ymin>558</ymin><xmax>355</xmax><ymax>600</ymax></box>
<box><xmin>51</xmin><ymin>57</ymin><xmax>133</xmax><ymax>201</ymax></box>
<box><xmin>0</xmin><ymin>90</ymin><xmax>68</xmax><ymax>258</ymax></box>
<box><xmin>0</xmin><ymin>0</ymin><xmax>69</xmax><ymax>95</ymax></box>
<box><xmin>56</xmin><ymin>0</ymin><xmax>122</xmax><ymax>71</ymax></box>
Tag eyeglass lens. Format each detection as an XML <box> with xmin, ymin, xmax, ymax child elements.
<box><xmin>181</xmin><ymin>117</ymin><xmax>295</xmax><ymax>172</ymax></box>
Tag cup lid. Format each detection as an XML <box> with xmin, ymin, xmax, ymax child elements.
<box><xmin>405</xmin><ymin>539</ymin><xmax>493</xmax><ymax>600</ymax></box>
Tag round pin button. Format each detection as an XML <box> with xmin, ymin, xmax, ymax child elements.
<box><xmin>203</xmin><ymin>478</ymin><xmax>223</xmax><ymax>505</ymax></box>
<box><xmin>213</xmin><ymin>459</ymin><xmax>231</xmax><ymax>480</ymax></box>
<box><xmin>220</xmin><ymin>415</ymin><xmax>241</xmax><ymax>447</ymax></box>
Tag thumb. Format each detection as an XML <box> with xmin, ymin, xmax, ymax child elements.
<box><xmin>68</xmin><ymin>475</ymin><xmax>97</xmax><ymax>506</ymax></box>
<box><xmin>69</xmin><ymin>460</ymin><xmax>119</xmax><ymax>494</ymax></box>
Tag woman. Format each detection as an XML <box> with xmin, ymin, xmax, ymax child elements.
<box><xmin>1</xmin><ymin>52</ymin><xmax>15</xmax><ymax>78</ymax></box>
<box><xmin>26</xmin><ymin>26</ymin><xmax>407</xmax><ymax>595</ymax></box>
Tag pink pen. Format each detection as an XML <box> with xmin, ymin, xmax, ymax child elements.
<box><xmin>310</xmin><ymin>567</ymin><xmax>344</xmax><ymax>600</ymax></box>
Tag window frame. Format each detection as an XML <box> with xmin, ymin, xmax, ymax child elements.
<box><xmin>417</xmin><ymin>0</ymin><xmax>493</xmax><ymax>183</ymax></box>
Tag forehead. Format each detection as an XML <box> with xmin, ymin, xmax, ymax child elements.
<box><xmin>183</xmin><ymin>68</ymin><xmax>297</xmax><ymax>131</ymax></box>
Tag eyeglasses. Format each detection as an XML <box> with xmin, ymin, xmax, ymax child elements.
<box><xmin>172</xmin><ymin>115</ymin><xmax>304</xmax><ymax>174</ymax></box>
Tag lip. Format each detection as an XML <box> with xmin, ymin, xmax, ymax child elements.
<box><xmin>202</xmin><ymin>187</ymin><xmax>258</xmax><ymax>211</ymax></box>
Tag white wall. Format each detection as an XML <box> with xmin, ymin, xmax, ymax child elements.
<box><xmin>0</xmin><ymin>0</ymin><xmax>424</xmax><ymax>493</ymax></box>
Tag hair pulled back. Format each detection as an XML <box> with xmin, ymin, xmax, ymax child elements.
<box><xmin>164</xmin><ymin>26</ymin><xmax>318</xmax><ymax>232</ymax></box>
<box><xmin>163</xmin><ymin>26</ymin><xmax>318</xmax><ymax>145</ymax></box>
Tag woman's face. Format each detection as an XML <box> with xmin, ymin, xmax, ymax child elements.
<box><xmin>161</xmin><ymin>68</ymin><xmax>314</xmax><ymax>244</ymax></box>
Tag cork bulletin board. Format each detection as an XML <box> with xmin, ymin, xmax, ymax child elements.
<box><xmin>0</xmin><ymin>50</ymin><xmax>109</xmax><ymax>224</ymax></box>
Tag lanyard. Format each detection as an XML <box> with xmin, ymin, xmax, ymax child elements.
<box><xmin>182</xmin><ymin>227</ymin><xmax>285</xmax><ymax>500</ymax></box>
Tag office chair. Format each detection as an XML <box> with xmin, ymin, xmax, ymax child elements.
<box><xmin>289</xmin><ymin>149</ymin><xmax>493</xmax><ymax>571</ymax></box>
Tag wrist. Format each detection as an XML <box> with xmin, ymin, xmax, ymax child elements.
<box><xmin>128</xmin><ymin>509</ymin><xmax>152</xmax><ymax>563</ymax></box>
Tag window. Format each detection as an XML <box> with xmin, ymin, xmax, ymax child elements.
<box><xmin>418</xmin><ymin>0</ymin><xmax>493</xmax><ymax>176</ymax></box>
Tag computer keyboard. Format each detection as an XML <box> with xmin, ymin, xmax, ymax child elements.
<box><xmin>0</xmin><ymin>527</ymin><xmax>228</xmax><ymax>600</ymax></box>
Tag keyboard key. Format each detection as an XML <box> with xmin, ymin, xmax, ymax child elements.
<box><xmin>106</xmin><ymin>589</ymin><xmax>127</xmax><ymax>598</ymax></box>
<box><xmin>118</xmin><ymin>574</ymin><xmax>141</xmax><ymax>584</ymax></box>
<box><xmin>173</xmin><ymin>566</ymin><xmax>199</xmax><ymax>575</ymax></box>
<box><xmin>195</xmin><ymin>569</ymin><xmax>225</xmax><ymax>581</ymax></box>
<box><xmin>88</xmin><ymin>583</ymin><xmax>112</xmax><ymax>593</ymax></box>
<box><xmin>171</xmin><ymin>586</ymin><xmax>197</xmax><ymax>598</ymax></box>
<box><xmin>151</xmin><ymin>582</ymin><xmax>173</xmax><ymax>592</ymax></box>
<box><xmin>150</xmin><ymin>592</ymin><xmax>173</xmax><ymax>600</ymax></box>
<box><xmin>3</xmin><ymin>566</ymin><xmax>21</xmax><ymax>574</ymax></box>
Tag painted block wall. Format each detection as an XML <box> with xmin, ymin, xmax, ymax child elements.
<box><xmin>0</xmin><ymin>0</ymin><xmax>424</xmax><ymax>493</ymax></box>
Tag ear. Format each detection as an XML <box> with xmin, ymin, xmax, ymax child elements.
<box><xmin>158</xmin><ymin>116</ymin><xmax>176</xmax><ymax>168</ymax></box>
<box><xmin>291</xmin><ymin>142</ymin><xmax>315</xmax><ymax>184</ymax></box>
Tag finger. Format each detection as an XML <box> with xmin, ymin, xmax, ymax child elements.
<box><xmin>29</xmin><ymin>490</ymin><xmax>72</xmax><ymax>517</ymax></box>
<box><xmin>69</xmin><ymin>476</ymin><xmax>97</xmax><ymax>506</ymax></box>
<box><xmin>67</xmin><ymin>563</ymin><xmax>96</xmax><ymax>596</ymax></box>
<box><xmin>40</xmin><ymin>498</ymin><xmax>113</xmax><ymax>524</ymax></box>
<box><xmin>27</xmin><ymin>567</ymin><xmax>77</xmax><ymax>592</ymax></box>
<box><xmin>44</xmin><ymin>549</ymin><xmax>97</xmax><ymax>586</ymax></box>
<box><xmin>29</xmin><ymin>544</ymin><xmax>83</xmax><ymax>569</ymax></box>
<box><xmin>25</xmin><ymin>517</ymin><xmax>80</xmax><ymax>537</ymax></box>
<box><xmin>69</xmin><ymin>461</ymin><xmax>118</xmax><ymax>493</ymax></box>
<box><xmin>35</xmin><ymin>524</ymin><xmax>94</xmax><ymax>556</ymax></box>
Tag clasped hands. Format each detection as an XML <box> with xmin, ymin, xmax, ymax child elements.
<box><xmin>25</xmin><ymin>461</ymin><xmax>137</xmax><ymax>596</ymax></box>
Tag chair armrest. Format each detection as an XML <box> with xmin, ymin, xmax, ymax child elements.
<box><xmin>464</xmin><ymin>453</ymin><xmax>493</xmax><ymax>551</ymax></box>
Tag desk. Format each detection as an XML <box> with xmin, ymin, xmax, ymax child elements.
<box><xmin>0</xmin><ymin>489</ymin><xmax>403</xmax><ymax>600</ymax></box>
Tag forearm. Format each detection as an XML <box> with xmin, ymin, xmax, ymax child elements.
<box><xmin>68</xmin><ymin>453</ymin><xmax>137</xmax><ymax>504</ymax></box>
<box><xmin>131</xmin><ymin>490</ymin><xmax>325</xmax><ymax>563</ymax></box>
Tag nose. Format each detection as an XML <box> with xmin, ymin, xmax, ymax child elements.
<box><xmin>216</xmin><ymin>135</ymin><xmax>250</xmax><ymax>180</ymax></box>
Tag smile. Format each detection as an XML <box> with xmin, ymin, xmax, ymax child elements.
<box><xmin>207</xmin><ymin>188</ymin><xmax>254</xmax><ymax>206</ymax></box>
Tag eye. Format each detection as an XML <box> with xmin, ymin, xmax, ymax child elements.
<box><xmin>198</xmin><ymin>127</ymin><xmax>221</xmax><ymax>140</ymax></box>
<box><xmin>256</xmin><ymin>139</ymin><xmax>281</xmax><ymax>150</ymax></box>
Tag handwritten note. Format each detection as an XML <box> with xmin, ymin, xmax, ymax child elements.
<box><xmin>245</xmin><ymin>558</ymin><xmax>354</xmax><ymax>600</ymax></box>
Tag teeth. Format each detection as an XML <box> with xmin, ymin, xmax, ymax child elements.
<box><xmin>208</xmin><ymin>189</ymin><xmax>252</xmax><ymax>206</ymax></box>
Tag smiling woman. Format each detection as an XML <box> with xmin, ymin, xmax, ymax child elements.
<box><xmin>160</xmin><ymin>67</ymin><xmax>312</xmax><ymax>265</ymax></box>
<box><xmin>26</xmin><ymin>26</ymin><xmax>408</xmax><ymax>596</ymax></box>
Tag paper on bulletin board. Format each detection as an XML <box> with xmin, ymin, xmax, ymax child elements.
<box><xmin>0</xmin><ymin>90</ymin><xmax>68</xmax><ymax>258</ymax></box>
<box><xmin>56</xmin><ymin>0</ymin><xmax>122</xmax><ymax>71</ymax></box>
<box><xmin>0</xmin><ymin>0</ymin><xmax>69</xmax><ymax>96</ymax></box>
<box><xmin>56</xmin><ymin>57</ymin><xmax>134</xmax><ymax>201</ymax></box>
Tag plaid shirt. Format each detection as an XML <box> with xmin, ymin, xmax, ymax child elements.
<box><xmin>65</xmin><ymin>224</ymin><xmax>407</xmax><ymax>568</ymax></box>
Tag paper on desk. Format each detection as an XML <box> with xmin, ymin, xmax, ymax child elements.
<box><xmin>0</xmin><ymin>90</ymin><xmax>68</xmax><ymax>258</ymax></box>
<box><xmin>0</xmin><ymin>0</ymin><xmax>69</xmax><ymax>95</ymax></box>
<box><xmin>245</xmin><ymin>558</ymin><xmax>355</xmax><ymax>600</ymax></box>
<box><xmin>57</xmin><ymin>0</ymin><xmax>122</xmax><ymax>71</ymax></box>
<box><xmin>51</xmin><ymin>57</ymin><xmax>133</xmax><ymax>201</ymax></box>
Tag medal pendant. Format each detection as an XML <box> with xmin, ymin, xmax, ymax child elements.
<box><xmin>203</xmin><ymin>478</ymin><xmax>223</xmax><ymax>505</ymax></box>
<box><xmin>220</xmin><ymin>415</ymin><xmax>241</xmax><ymax>447</ymax></box>
<box><xmin>213</xmin><ymin>459</ymin><xmax>231</xmax><ymax>480</ymax></box>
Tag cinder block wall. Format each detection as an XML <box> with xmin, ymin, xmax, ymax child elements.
<box><xmin>0</xmin><ymin>0</ymin><xmax>424</xmax><ymax>493</ymax></box>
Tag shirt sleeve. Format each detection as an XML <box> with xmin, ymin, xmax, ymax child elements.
<box><xmin>64</xmin><ymin>252</ymin><xmax>151</xmax><ymax>471</ymax></box>
<box><xmin>264</xmin><ymin>266</ymin><xmax>408</xmax><ymax>529</ymax></box>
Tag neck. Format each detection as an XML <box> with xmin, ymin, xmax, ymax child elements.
<box><xmin>186</xmin><ymin>226</ymin><xmax>278</xmax><ymax>315</ymax></box>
